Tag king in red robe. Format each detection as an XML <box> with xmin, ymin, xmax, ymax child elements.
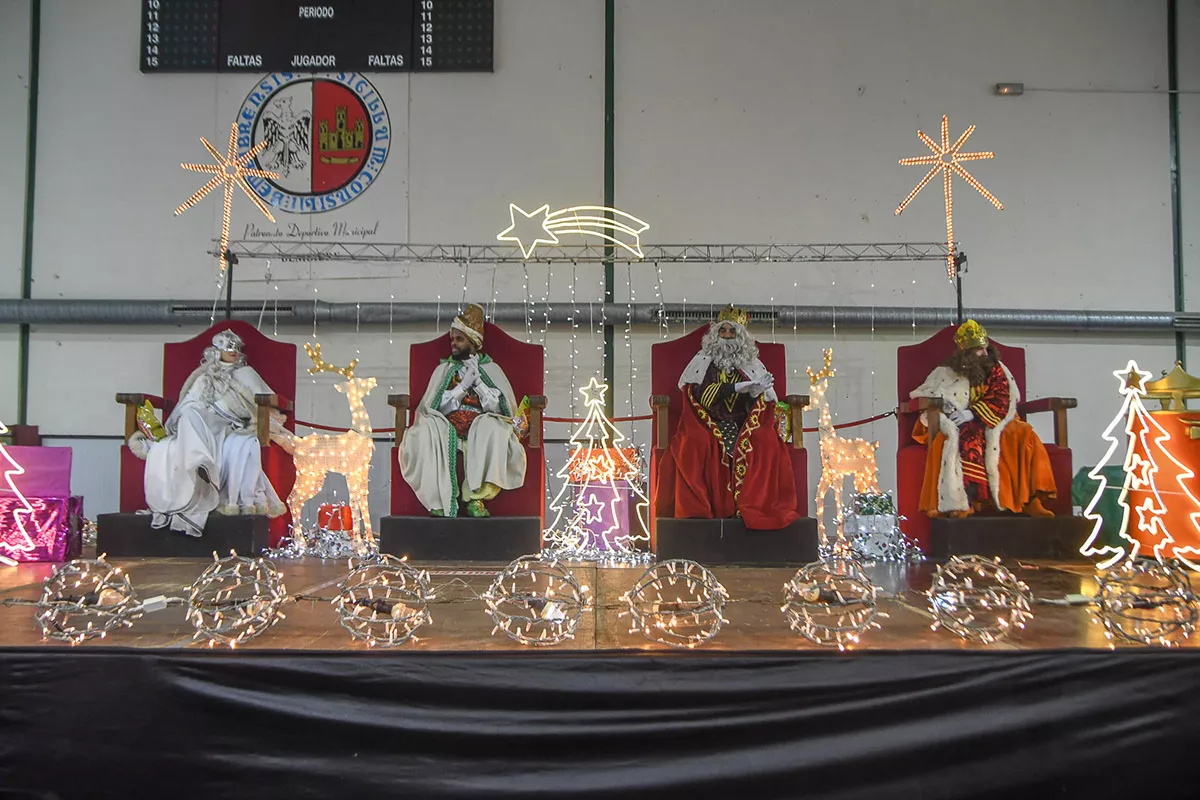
<box><xmin>668</xmin><ymin>306</ymin><xmax>799</xmax><ymax>530</ymax></box>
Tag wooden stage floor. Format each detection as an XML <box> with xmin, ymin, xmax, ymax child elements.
<box><xmin>0</xmin><ymin>550</ymin><xmax>1188</xmax><ymax>651</ymax></box>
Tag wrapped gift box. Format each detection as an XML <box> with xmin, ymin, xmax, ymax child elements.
<box><xmin>318</xmin><ymin>504</ymin><xmax>353</xmax><ymax>532</ymax></box>
<box><xmin>0</xmin><ymin>496</ymin><xmax>83</xmax><ymax>562</ymax></box>
<box><xmin>0</xmin><ymin>446</ymin><xmax>81</xmax><ymax>562</ymax></box>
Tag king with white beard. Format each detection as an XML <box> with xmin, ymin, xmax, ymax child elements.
<box><xmin>131</xmin><ymin>330</ymin><xmax>286</xmax><ymax>536</ymax></box>
<box><xmin>668</xmin><ymin>305</ymin><xmax>799</xmax><ymax>530</ymax></box>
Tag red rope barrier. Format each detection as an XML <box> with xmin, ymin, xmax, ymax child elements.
<box><xmin>800</xmin><ymin>410</ymin><xmax>896</xmax><ymax>433</ymax></box>
<box><xmin>294</xmin><ymin>419</ymin><xmax>396</xmax><ymax>434</ymax></box>
<box><xmin>543</xmin><ymin>414</ymin><xmax>653</xmax><ymax>423</ymax></box>
<box><xmin>293</xmin><ymin>409</ymin><xmax>896</xmax><ymax>435</ymax></box>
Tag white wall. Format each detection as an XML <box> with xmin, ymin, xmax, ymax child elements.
<box><xmin>2</xmin><ymin>0</ymin><xmax>1196</xmax><ymax>520</ymax></box>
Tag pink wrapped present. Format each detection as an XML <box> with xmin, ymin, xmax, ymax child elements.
<box><xmin>2</xmin><ymin>446</ymin><xmax>71</xmax><ymax>496</ymax></box>
<box><xmin>0</xmin><ymin>496</ymin><xmax>83</xmax><ymax>562</ymax></box>
<box><xmin>0</xmin><ymin>446</ymin><xmax>80</xmax><ymax>562</ymax></box>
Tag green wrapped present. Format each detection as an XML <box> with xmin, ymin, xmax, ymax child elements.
<box><xmin>1071</xmin><ymin>466</ymin><xmax>1124</xmax><ymax>550</ymax></box>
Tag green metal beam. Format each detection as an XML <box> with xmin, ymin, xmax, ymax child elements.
<box><xmin>18</xmin><ymin>0</ymin><xmax>41</xmax><ymax>425</ymax></box>
<box><xmin>1169</xmin><ymin>0</ymin><xmax>1185</xmax><ymax>367</ymax></box>
<box><xmin>603</xmin><ymin>0</ymin><xmax>615</xmax><ymax>414</ymax></box>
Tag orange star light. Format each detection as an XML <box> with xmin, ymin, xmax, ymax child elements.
<box><xmin>175</xmin><ymin>122</ymin><xmax>279</xmax><ymax>274</ymax></box>
<box><xmin>894</xmin><ymin>115</ymin><xmax>1003</xmax><ymax>281</ymax></box>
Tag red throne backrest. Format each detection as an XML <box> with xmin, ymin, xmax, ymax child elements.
<box><xmin>120</xmin><ymin>321</ymin><xmax>297</xmax><ymax>545</ymax></box>
<box><xmin>391</xmin><ymin>321</ymin><xmax>545</xmax><ymax>520</ymax></box>
<box><xmin>651</xmin><ymin>325</ymin><xmax>791</xmax><ymax>444</ymax></box>
<box><xmin>896</xmin><ymin>326</ymin><xmax>1026</xmax><ymax>446</ymax></box>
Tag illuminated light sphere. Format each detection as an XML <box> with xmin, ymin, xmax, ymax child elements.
<box><xmin>482</xmin><ymin>554</ymin><xmax>591</xmax><ymax>646</ymax></box>
<box><xmin>186</xmin><ymin>552</ymin><xmax>288</xmax><ymax>648</ymax></box>
<box><xmin>1093</xmin><ymin>559</ymin><xmax>1199</xmax><ymax>647</ymax></box>
<box><xmin>334</xmin><ymin>555</ymin><xmax>434</xmax><ymax>648</ymax></box>
<box><xmin>620</xmin><ymin>559</ymin><xmax>729</xmax><ymax>649</ymax></box>
<box><xmin>783</xmin><ymin>556</ymin><xmax>881</xmax><ymax>650</ymax></box>
<box><xmin>927</xmin><ymin>555</ymin><xmax>1032</xmax><ymax>644</ymax></box>
<box><xmin>36</xmin><ymin>557</ymin><xmax>138</xmax><ymax>645</ymax></box>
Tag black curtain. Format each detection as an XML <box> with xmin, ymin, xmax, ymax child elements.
<box><xmin>2</xmin><ymin>647</ymin><xmax>1198</xmax><ymax>799</ymax></box>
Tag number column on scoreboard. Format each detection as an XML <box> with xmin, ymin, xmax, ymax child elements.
<box><xmin>412</xmin><ymin>0</ymin><xmax>494</xmax><ymax>72</ymax></box>
<box><xmin>141</xmin><ymin>0</ymin><xmax>220</xmax><ymax>72</ymax></box>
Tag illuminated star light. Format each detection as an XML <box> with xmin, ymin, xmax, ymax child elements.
<box><xmin>175</xmin><ymin>122</ymin><xmax>280</xmax><ymax>275</ymax></box>
<box><xmin>577</xmin><ymin>493</ymin><xmax>607</xmax><ymax>525</ymax></box>
<box><xmin>497</xmin><ymin>204</ymin><xmax>650</xmax><ymax>259</ymax></box>
<box><xmin>0</xmin><ymin>421</ymin><xmax>37</xmax><ymax>565</ymax></box>
<box><xmin>894</xmin><ymin>115</ymin><xmax>1003</xmax><ymax>281</ymax></box>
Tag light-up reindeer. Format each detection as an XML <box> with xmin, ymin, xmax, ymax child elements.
<box><xmin>807</xmin><ymin>349</ymin><xmax>881</xmax><ymax>552</ymax></box>
<box><xmin>288</xmin><ymin>343</ymin><xmax>377</xmax><ymax>555</ymax></box>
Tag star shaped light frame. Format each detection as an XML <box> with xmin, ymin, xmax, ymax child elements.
<box><xmin>894</xmin><ymin>115</ymin><xmax>1003</xmax><ymax>281</ymax></box>
<box><xmin>497</xmin><ymin>204</ymin><xmax>649</xmax><ymax>259</ymax></box>
<box><xmin>175</xmin><ymin>122</ymin><xmax>280</xmax><ymax>275</ymax></box>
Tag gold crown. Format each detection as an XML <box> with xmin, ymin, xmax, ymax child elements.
<box><xmin>717</xmin><ymin>304</ymin><xmax>748</xmax><ymax>328</ymax></box>
<box><xmin>955</xmin><ymin>319</ymin><xmax>989</xmax><ymax>351</ymax></box>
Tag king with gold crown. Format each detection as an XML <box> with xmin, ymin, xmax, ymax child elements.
<box><xmin>667</xmin><ymin>304</ymin><xmax>799</xmax><ymax>529</ymax></box>
<box><xmin>909</xmin><ymin>319</ymin><xmax>1057</xmax><ymax>518</ymax></box>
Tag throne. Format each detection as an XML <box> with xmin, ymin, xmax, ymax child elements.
<box><xmin>380</xmin><ymin>322</ymin><xmax>547</xmax><ymax>561</ymax></box>
<box><xmin>649</xmin><ymin>325</ymin><xmax>818</xmax><ymax>564</ymax></box>
<box><xmin>97</xmin><ymin>321</ymin><xmax>296</xmax><ymax>556</ymax></box>
<box><xmin>897</xmin><ymin>326</ymin><xmax>1087</xmax><ymax>559</ymax></box>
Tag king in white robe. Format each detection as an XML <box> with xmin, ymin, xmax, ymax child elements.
<box><xmin>399</xmin><ymin>355</ymin><xmax>526</xmax><ymax>516</ymax></box>
<box><xmin>143</xmin><ymin>356</ymin><xmax>285</xmax><ymax>536</ymax></box>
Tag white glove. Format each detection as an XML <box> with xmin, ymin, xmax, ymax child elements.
<box><xmin>734</xmin><ymin>381</ymin><xmax>756</xmax><ymax>394</ymax></box>
<box><xmin>458</xmin><ymin>360</ymin><xmax>479</xmax><ymax>390</ymax></box>
<box><xmin>948</xmin><ymin>407</ymin><xmax>975</xmax><ymax>426</ymax></box>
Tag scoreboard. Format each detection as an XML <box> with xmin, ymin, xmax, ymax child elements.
<box><xmin>141</xmin><ymin>0</ymin><xmax>493</xmax><ymax>73</ymax></box>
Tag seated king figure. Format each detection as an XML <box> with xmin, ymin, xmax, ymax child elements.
<box><xmin>911</xmin><ymin>319</ymin><xmax>1057</xmax><ymax>518</ymax></box>
<box><xmin>399</xmin><ymin>303</ymin><xmax>527</xmax><ymax>518</ymax></box>
<box><xmin>668</xmin><ymin>304</ymin><xmax>799</xmax><ymax>530</ymax></box>
<box><xmin>133</xmin><ymin>330</ymin><xmax>286</xmax><ymax>536</ymax></box>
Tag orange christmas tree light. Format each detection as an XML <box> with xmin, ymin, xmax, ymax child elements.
<box><xmin>894</xmin><ymin>115</ymin><xmax>1003</xmax><ymax>281</ymax></box>
<box><xmin>1081</xmin><ymin>361</ymin><xmax>1200</xmax><ymax>570</ymax></box>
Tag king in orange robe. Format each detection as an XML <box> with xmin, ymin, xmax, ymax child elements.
<box><xmin>667</xmin><ymin>305</ymin><xmax>799</xmax><ymax>530</ymax></box>
<box><xmin>910</xmin><ymin>320</ymin><xmax>1057</xmax><ymax>518</ymax></box>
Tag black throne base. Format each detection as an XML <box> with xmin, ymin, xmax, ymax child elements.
<box><xmin>929</xmin><ymin>515</ymin><xmax>1094</xmax><ymax>562</ymax></box>
<box><xmin>95</xmin><ymin>513</ymin><xmax>270</xmax><ymax>558</ymax></box>
<box><xmin>378</xmin><ymin>516</ymin><xmax>543</xmax><ymax>562</ymax></box>
<box><xmin>655</xmin><ymin>517</ymin><xmax>819</xmax><ymax>565</ymax></box>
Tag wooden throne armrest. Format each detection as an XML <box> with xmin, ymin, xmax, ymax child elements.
<box><xmin>783</xmin><ymin>394</ymin><xmax>809</xmax><ymax>450</ymax></box>
<box><xmin>525</xmin><ymin>395</ymin><xmax>547</xmax><ymax>449</ymax></box>
<box><xmin>650</xmin><ymin>394</ymin><xmax>671</xmax><ymax>451</ymax></box>
<box><xmin>116</xmin><ymin>393</ymin><xmax>164</xmax><ymax>440</ymax></box>
<box><xmin>1018</xmin><ymin>396</ymin><xmax>1076</xmax><ymax>448</ymax></box>
<box><xmin>901</xmin><ymin>396</ymin><xmax>944</xmax><ymax>443</ymax></box>
<box><xmin>254</xmin><ymin>393</ymin><xmax>293</xmax><ymax>447</ymax></box>
<box><xmin>387</xmin><ymin>394</ymin><xmax>411</xmax><ymax>444</ymax></box>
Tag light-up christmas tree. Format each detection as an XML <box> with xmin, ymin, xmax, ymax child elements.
<box><xmin>543</xmin><ymin>377</ymin><xmax>650</xmax><ymax>560</ymax></box>
<box><xmin>1081</xmin><ymin>361</ymin><xmax>1200</xmax><ymax>570</ymax></box>
<box><xmin>0</xmin><ymin>422</ymin><xmax>37</xmax><ymax>563</ymax></box>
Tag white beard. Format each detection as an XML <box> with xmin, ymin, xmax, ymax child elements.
<box><xmin>701</xmin><ymin>331</ymin><xmax>757</xmax><ymax>373</ymax></box>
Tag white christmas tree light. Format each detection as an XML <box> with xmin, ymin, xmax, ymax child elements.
<box><xmin>542</xmin><ymin>377</ymin><xmax>650</xmax><ymax>560</ymax></box>
<box><xmin>1081</xmin><ymin>361</ymin><xmax>1200</xmax><ymax>570</ymax></box>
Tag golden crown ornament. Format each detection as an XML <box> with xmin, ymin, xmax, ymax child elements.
<box><xmin>717</xmin><ymin>304</ymin><xmax>749</xmax><ymax>329</ymax></box>
<box><xmin>955</xmin><ymin>319</ymin><xmax>989</xmax><ymax>351</ymax></box>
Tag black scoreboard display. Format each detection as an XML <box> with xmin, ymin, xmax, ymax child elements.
<box><xmin>141</xmin><ymin>0</ymin><xmax>493</xmax><ymax>73</ymax></box>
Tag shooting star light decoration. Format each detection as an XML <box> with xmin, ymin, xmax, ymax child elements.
<box><xmin>894</xmin><ymin>115</ymin><xmax>1003</xmax><ymax>280</ymax></box>
<box><xmin>497</xmin><ymin>203</ymin><xmax>650</xmax><ymax>259</ymax></box>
